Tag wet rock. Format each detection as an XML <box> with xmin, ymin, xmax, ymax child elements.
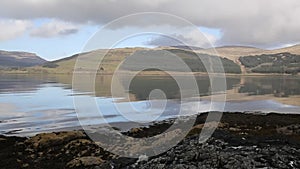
<box><xmin>16</xmin><ymin>131</ymin><xmax>114</xmax><ymax>169</ymax></box>
<box><xmin>130</xmin><ymin>127</ymin><xmax>143</xmax><ymax>134</ymax></box>
<box><xmin>1</xmin><ymin>112</ymin><xmax>300</xmax><ymax>169</ymax></box>
<box><xmin>0</xmin><ymin>135</ymin><xmax>25</xmax><ymax>169</ymax></box>
<box><xmin>229</xmin><ymin>127</ymin><xmax>242</xmax><ymax>132</ymax></box>
<box><xmin>277</xmin><ymin>124</ymin><xmax>300</xmax><ymax>135</ymax></box>
<box><xmin>66</xmin><ymin>156</ymin><xmax>104</xmax><ymax>169</ymax></box>
<box><xmin>25</xmin><ymin>131</ymin><xmax>85</xmax><ymax>149</ymax></box>
<box><xmin>130</xmin><ymin>128</ymin><xmax>300</xmax><ymax>169</ymax></box>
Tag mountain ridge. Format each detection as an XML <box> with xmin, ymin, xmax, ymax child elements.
<box><xmin>1</xmin><ymin>44</ymin><xmax>300</xmax><ymax>75</ymax></box>
<box><xmin>0</xmin><ymin>50</ymin><xmax>46</xmax><ymax>68</ymax></box>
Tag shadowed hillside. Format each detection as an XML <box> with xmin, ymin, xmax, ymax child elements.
<box><xmin>36</xmin><ymin>48</ymin><xmax>241</xmax><ymax>74</ymax></box>
<box><xmin>0</xmin><ymin>50</ymin><xmax>46</xmax><ymax>68</ymax></box>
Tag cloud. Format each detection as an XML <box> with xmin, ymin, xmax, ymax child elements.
<box><xmin>146</xmin><ymin>29</ymin><xmax>217</xmax><ymax>48</ymax></box>
<box><xmin>0</xmin><ymin>0</ymin><xmax>300</xmax><ymax>47</ymax></box>
<box><xmin>30</xmin><ymin>20</ymin><xmax>79</xmax><ymax>38</ymax></box>
<box><xmin>0</xmin><ymin>19</ymin><xmax>32</xmax><ymax>41</ymax></box>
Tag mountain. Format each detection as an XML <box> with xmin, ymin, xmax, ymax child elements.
<box><xmin>170</xmin><ymin>45</ymin><xmax>204</xmax><ymax>50</ymax></box>
<box><xmin>47</xmin><ymin>45</ymin><xmax>300</xmax><ymax>74</ymax></box>
<box><xmin>0</xmin><ymin>50</ymin><xmax>47</xmax><ymax>68</ymax></box>
<box><xmin>272</xmin><ymin>44</ymin><xmax>300</xmax><ymax>55</ymax></box>
<box><xmin>194</xmin><ymin>46</ymin><xmax>266</xmax><ymax>61</ymax></box>
<box><xmin>120</xmin><ymin>49</ymin><xmax>241</xmax><ymax>73</ymax></box>
<box><xmin>239</xmin><ymin>52</ymin><xmax>300</xmax><ymax>74</ymax></box>
<box><xmin>193</xmin><ymin>44</ymin><xmax>300</xmax><ymax>61</ymax></box>
<box><xmin>2</xmin><ymin>44</ymin><xmax>300</xmax><ymax>75</ymax></box>
<box><xmin>32</xmin><ymin>47</ymin><xmax>240</xmax><ymax>74</ymax></box>
<box><xmin>188</xmin><ymin>45</ymin><xmax>300</xmax><ymax>74</ymax></box>
<box><xmin>35</xmin><ymin>48</ymin><xmax>142</xmax><ymax>74</ymax></box>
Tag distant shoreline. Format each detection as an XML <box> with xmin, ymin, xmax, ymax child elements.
<box><xmin>0</xmin><ymin>70</ymin><xmax>299</xmax><ymax>77</ymax></box>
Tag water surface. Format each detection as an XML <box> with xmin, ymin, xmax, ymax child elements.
<box><xmin>0</xmin><ymin>74</ymin><xmax>299</xmax><ymax>136</ymax></box>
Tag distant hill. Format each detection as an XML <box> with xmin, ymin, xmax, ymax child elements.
<box><xmin>170</xmin><ymin>45</ymin><xmax>204</xmax><ymax>50</ymax></box>
<box><xmin>272</xmin><ymin>44</ymin><xmax>300</xmax><ymax>55</ymax></box>
<box><xmin>32</xmin><ymin>48</ymin><xmax>142</xmax><ymax>74</ymax></box>
<box><xmin>0</xmin><ymin>50</ymin><xmax>46</xmax><ymax>68</ymax></box>
<box><xmin>189</xmin><ymin>44</ymin><xmax>300</xmax><ymax>74</ymax></box>
<box><xmin>31</xmin><ymin>48</ymin><xmax>240</xmax><ymax>74</ymax></box>
<box><xmin>120</xmin><ymin>49</ymin><xmax>241</xmax><ymax>73</ymax></box>
<box><xmin>190</xmin><ymin>44</ymin><xmax>300</xmax><ymax>61</ymax></box>
<box><xmin>2</xmin><ymin>44</ymin><xmax>300</xmax><ymax>75</ymax></box>
<box><xmin>194</xmin><ymin>46</ymin><xmax>266</xmax><ymax>62</ymax></box>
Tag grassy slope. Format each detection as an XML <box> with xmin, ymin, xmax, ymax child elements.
<box><xmin>194</xmin><ymin>45</ymin><xmax>300</xmax><ymax>61</ymax></box>
<box><xmin>190</xmin><ymin>45</ymin><xmax>300</xmax><ymax>74</ymax></box>
<box><xmin>27</xmin><ymin>48</ymin><xmax>241</xmax><ymax>74</ymax></box>
<box><xmin>3</xmin><ymin>45</ymin><xmax>300</xmax><ymax>75</ymax></box>
<box><xmin>28</xmin><ymin>48</ymin><xmax>142</xmax><ymax>74</ymax></box>
<box><xmin>239</xmin><ymin>52</ymin><xmax>300</xmax><ymax>74</ymax></box>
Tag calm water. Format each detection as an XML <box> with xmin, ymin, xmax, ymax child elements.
<box><xmin>0</xmin><ymin>74</ymin><xmax>299</xmax><ymax>136</ymax></box>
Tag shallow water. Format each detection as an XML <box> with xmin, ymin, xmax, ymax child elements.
<box><xmin>0</xmin><ymin>74</ymin><xmax>299</xmax><ymax>136</ymax></box>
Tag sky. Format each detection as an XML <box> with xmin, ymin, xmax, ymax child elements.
<box><xmin>0</xmin><ymin>0</ymin><xmax>300</xmax><ymax>61</ymax></box>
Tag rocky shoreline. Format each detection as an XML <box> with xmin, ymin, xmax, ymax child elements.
<box><xmin>1</xmin><ymin>112</ymin><xmax>300</xmax><ymax>169</ymax></box>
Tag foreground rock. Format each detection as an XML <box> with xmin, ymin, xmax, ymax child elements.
<box><xmin>17</xmin><ymin>131</ymin><xmax>114</xmax><ymax>169</ymax></box>
<box><xmin>0</xmin><ymin>112</ymin><xmax>300</xmax><ymax>169</ymax></box>
<box><xmin>130</xmin><ymin>132</ymin><xmax>300</xmax><ymax>169</ymax></box>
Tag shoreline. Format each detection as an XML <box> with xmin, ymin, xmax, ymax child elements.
<box><xmin>0</xmin><ymin>70</ymin><xmax>299</xmax><ymax>77</ymax></box>
<box><xmin>1</xmin><ymin>112</ymin><xmax>300</xmax><ymax>168</ymax></box>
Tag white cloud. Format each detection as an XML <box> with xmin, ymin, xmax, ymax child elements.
<box><xmin>147</xmin><ymin>29</ymin><xmax>217</xmax><ymax>48</ymax></box>
<box><xmin>0</xmin><ymin>19</ymin><xmax>32</xmax><ymax>41</ymax></box>
<box><xmin>30</xmin><ymin>20</ymin><xmax>79</xmax><ymax>38</ymax></box>
<box><xmin>0</xmin><ymin>0</ymin><xmax>300</xmax><ymax>47</ymax></box>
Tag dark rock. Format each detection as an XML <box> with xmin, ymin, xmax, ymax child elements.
<box><xmin>24</xmin><ymin>131</ymin><xmax>85</xmax><ymax>149</ymax></box>
<box><xmin>66</xmin><ymin>156</ymin><xmax>104</xmax><ymax>169</ymax></box>
<box><xmin>1</xmin><ymin>112</ymin><xmax>300</xmax><ymax>169</ymax></box>
<box><xmin>0</xmin><ymin>135</ymin><xmax>26</xmax><ymax>169</ymax></box>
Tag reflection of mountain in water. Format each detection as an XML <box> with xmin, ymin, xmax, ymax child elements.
<box><xmin>0</xmin><ymin>75</ymin><xmax>45</xmax><ymax>93</ymax></box>
<box><xmin>238</xmin><ymin>76</ymin><xmax>300</xmax><ymax>97</ymax></box>
<box><xmin>2</xmin><ymin>74</ymin><xmax>299</xmax><ymax>101</ymax></box>
<box><xmin>121</xmin><ymin>75</ymin><xmax>240</xmax><ymax>101</ymax></box>
<box><xmin>128</xmin><ymin>75</ymin><xmax>180</xmax><ymax>100</ymax></box>
<box><xmin>0</xmin><ymin>74</ymin><xmax>76</xmax><ymax>94</ymax></box>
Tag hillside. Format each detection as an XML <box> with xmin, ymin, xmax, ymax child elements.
<box><xmin>31</xmin><ymin>48</ymin><xmax>143</xmax><ymax>74</ymax></box>
<box><xmin>192</xmin><ymin>44</ymin><xmax>300</xmax><ymax>61</ymax></box>
<box><xmin>170</xmin><ymin>45</ymin><xmax>204</xmax><ymax>50</ymax></box>
<box><xmin>2</xmin><ymin>44</ymin><xmax>300</xmax><ymax>75</ymax></box>
<box><xmin>0</xmin><ymin>50</ymin><xmax>46</xmax><ymax>68</ymax></box>
<box><xmin>197</xmin><ymin>46</ymin><xmax>267</xmax><ymax>61</ymax></box>
<box><xmin>183</xmin><ymin>44</ymin><xmax>300</xmax><ymax>74</ymax></box>
<box><xmin>33</xmin><ymin>48</ymin><xmax>241</xmax><ymax>74</ymax></box>
<box><xmin>272</xmin><ymin>44</ymin><xmax>300</xmax><ymax>55</ymax></box>
<box><xmin>239</xmin><ymin>52</ymin><xmax>300</xmax><ymax>74</ymax></box>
